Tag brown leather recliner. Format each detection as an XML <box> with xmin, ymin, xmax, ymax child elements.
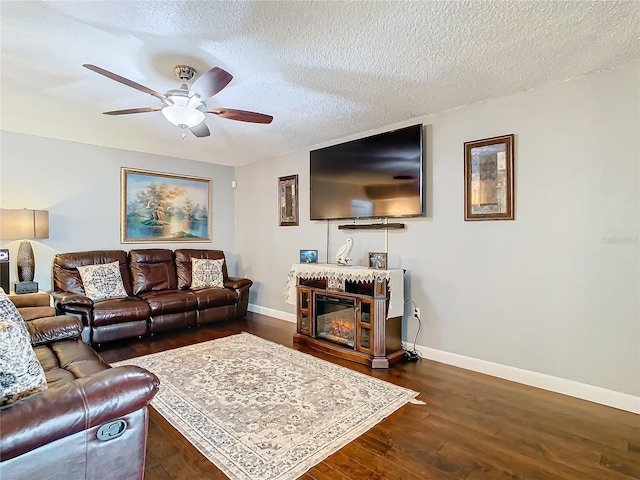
<box><xmin>52</xmin><ymin>248</ymin><xmax>252</xmax><ymax>346</ymax></box>
<box><xmin>0</xmin><ymin>293</ymin><xmax>159</xmax><ymax>480</ymax></box>
<box><xmin>52</xmin><ymin>250</ymin><xmax>151</xmax><ymax>345</ymax></box>
<box><xmin>175</xmin><ymin>248</ymin><xmax>251</xmax><ymax>325</ymax></box>
<box><xmin>130</xmin><ymin>248</ymin><xmax>198</xmax><ymax>333</ymax></box>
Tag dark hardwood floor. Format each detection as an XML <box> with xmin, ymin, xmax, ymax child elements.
<box><xmin>98</xmin><ymin>313</ymin><xmax>640</xmax><ymax>480</ymax></box>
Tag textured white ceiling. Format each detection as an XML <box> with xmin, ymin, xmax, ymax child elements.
<box><xmin>1</xmin><ymin>1</ymin><xmax>638</xmax><ymax>166</ymax></box>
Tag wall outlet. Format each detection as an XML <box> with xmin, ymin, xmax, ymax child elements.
<box><xmin>414</xmin><ymin>307</ymin><xmax>421</xmax><ymax>318</ymax></box>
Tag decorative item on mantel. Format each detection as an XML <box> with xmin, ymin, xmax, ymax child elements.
<box><xmin>334</xmin><ymin>238</ymin><xmax>353</xmax><ymax>265</ymax></box>
<box><xmin>0</xmin><ymin>208</ymin><xmax>49</xmax><ymax>294</ymax></box>
<box><xmin>369</xmin><ymin>252</ymin><xmax>388</xmax><ymax>269</ymax></box>
<box><xmin>299</xmin><ymin>249</ymin><xmax>318</xmax><ymax>264</ymax></box>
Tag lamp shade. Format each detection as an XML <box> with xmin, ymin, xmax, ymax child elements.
<box><xmin>0</xmin><ymin>209</ymin><xmax>49</xmax><ymax>240</ymax></box>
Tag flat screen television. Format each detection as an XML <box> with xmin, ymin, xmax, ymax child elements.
<box><xmin>310</xmin><ymin>124</ymin><xmax>424</xmax><ymax>220</ymax></box>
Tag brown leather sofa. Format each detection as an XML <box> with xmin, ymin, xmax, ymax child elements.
<box><xmin>0</xmin><ymin>293</ymin><xmax>159</xmax><ymax>480</ymax></box>
<box><xmin>52</xmin><ymin>248</ymin><xmax>252</xmax><ymax>346</ymax></box>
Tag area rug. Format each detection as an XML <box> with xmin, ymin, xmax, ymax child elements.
<box><xmin>113</xmin><ymin>332</ymin><xmax>420</xmax><ymax>480</ymax></box>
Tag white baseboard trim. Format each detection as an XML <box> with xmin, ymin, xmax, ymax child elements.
<box><xmin>248</xmin><ymin>304</ymin><xmax>296</xmax><ymax>323</ymax></box>
<box><xmin>405</xmin><ymin>341</ymin><xmax>640</xmax><ymax>414</ymax></box>
<box><xmin>246</xmin><ymin>305</ymin><xmax>638</xmax><ymax>413</ymax></box>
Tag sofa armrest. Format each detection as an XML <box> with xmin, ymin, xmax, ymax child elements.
<box><xmin>9</xmin><ymin>293</ymin><xmax>55</xmax><ymax>321</ymax></box>
<box><xmin>0</xmin><ymin>366</ymin><xmax>159</xmax><ymax>461</ymax></box>
<box><xmin>18</xmin><ymin>305</ymin><xmax>56</xmax><ymax>321</ymax></box>
<box><xmin>225</xmin><ymin>276</ymin><xmax>253</xmax><ymax>291</ymax></box>
<box><xmin>26</xmin><ymin>315</ymin><xmax>83</xmax><ymax>346</ymax></box>
<box><xmin>52</xmin><ymin>291</ymin><xmax>93</xmax><ymax>308</ymax></box>
<box><xmin>9</xmin><ymin>292</ymin><xmax>51</xmax><ymax>309</ymax></box>
<box><xmin>52</xmin><ymin>292</ymin><xmax>94</xmax><ymax>324</ymax></box>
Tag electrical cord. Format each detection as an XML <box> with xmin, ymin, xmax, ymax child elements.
<box><xmin>404</xmin><ymin>299</ymin><xmax>422</xmax><ymax>361</ymax></box>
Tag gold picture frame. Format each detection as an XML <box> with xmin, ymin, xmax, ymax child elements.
<box><xmin>464</xmin><ymin>134</ymin><xmax>515</xmax><ymax>221</ymax></box>
<box><xmin>279</xmin><ymin>175</ymin><xmax>299</xmax><ymax>226</ymax></box>
<box><xmin>121</xmin><ymin>167</ymin><xmax>212</xmax><ymax>243</ymax></box>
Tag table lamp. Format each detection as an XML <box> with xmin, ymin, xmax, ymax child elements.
<box><xmin>0</xmin><ymin>209</ymin><xmax>49</xmax><ymax>293</ymax></box>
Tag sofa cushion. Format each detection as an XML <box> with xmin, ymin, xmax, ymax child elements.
<box><xmin>175</xmin><ymin>249</ymin><xmax>228</xmax><ymax>289</ymax></box>
<box><xmin>0</xmin><ymin>320</ymin><xmax>47</xmax><ymax>406</ymax></box>
<box><xmin>92</xmin><ymin>297</ymin><xmax>151</xmax><ymax>327</ymax></box>
<box><xmin>137</xmin><ymin>290</ymin><xmax>197</xmax><ymax>316</ymax></box>
<box><xmin>35</xmin><ymin>339</ymin><xmax>111</xmax><ymax>388</ymax></box>
<box><xmin>191</xmin><ymin>258</ymin><xmax>225</xmax><ymax>288</ymax></box>
<box><xmin>53</xmin><ymin>250</ymin><xmax>133</xmax><ymax>296</ymax></box>
<box><xmin>0</xmin><ymin>289</ymin><xmax>29</xmax><ymax>340</ymax></box>
<box><xmin>77</xmin><ymin>261</ymin><xmax>128</xmax><ymax>301</ymax></box>
<box><xmin>129</xmin><ymin>249</ymin><xmax>177</xmax><ymax>295</ymax></box>
<box><xmin>51</xmin><ymin>341</ymin><xmax>110</xmax><ymax>379</ymax></box>
<box><xmin>27</xmin><ymin>315</ymin><xmax>83</xmax><ymax>346</ymax></box>
<box><xmin>191</xmin><ymin>287</ymin><xmax>239</xmax><ymax>309</ymax></box>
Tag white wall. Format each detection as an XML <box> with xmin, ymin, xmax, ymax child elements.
<box><xmin>236</xmin><ymin>62</ymin><xmax>640</xmax><ymax>399</ymax></box>
<box><xmin>1</xmin><ymin>63</ymin><xmax>637</xmax><ymax>406</ymax></box>
<box><xmin>0</xmin><ymin>133</ymin><xmax>237</xmax><ymax>291</ymax></box>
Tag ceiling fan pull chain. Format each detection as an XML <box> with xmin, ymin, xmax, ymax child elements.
<box><xmin>181</xmin><ymin>126</ymin><xmax>187</xmax><ymax>140</ymax></box>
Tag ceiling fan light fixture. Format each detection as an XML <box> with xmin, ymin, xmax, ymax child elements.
<box><xmin>161</xmin><ymin>105</ymin><xmax>206</xmax><ymax>128</ymax></box>
<box><xmin>84</xmin><ymin>63</ymin><xmax>272</xmax><ymax>133</ymax></box>
<box><xmin>187</xmin><ymin>95</ymin><xmax>203</xmax><ymax>108</ymax></box>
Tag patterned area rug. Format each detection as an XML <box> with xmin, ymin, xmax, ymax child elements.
<box><xmin>114</xmin><ymin>333</ymin><xmax>419</xmax><ymax>480</ymax></box>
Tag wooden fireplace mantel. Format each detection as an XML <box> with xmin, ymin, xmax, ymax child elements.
<box><xmin>287</xmin><ymin>264</ymin><xmax>405</xmax><ymax>368</ymax></box>
<box><xmin>285</xmin><ymin>264</ymin><xmax>404</xmax><ymax>318</ymax></box>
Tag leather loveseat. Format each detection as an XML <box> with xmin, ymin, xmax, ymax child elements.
<box><xmin>52</xmin><ymin>248</ymin><xmax>252</xmax><ymax>346</ymax></box>
<box><xmin>0</xmin><ymin>293</ymin><xmax>159</xmax><ymax>480</ymax></box>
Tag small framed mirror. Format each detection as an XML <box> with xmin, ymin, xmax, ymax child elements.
<box><xmin>278</xmin><ymin>175</ymin><xmax>299</xmax><ymax>226</ymax></box>
<box><xmin>464</xmin><ymin>135</ymin><xmax>515</xmax><ymax>221</ymax></box>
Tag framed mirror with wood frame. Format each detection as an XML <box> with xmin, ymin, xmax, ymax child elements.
<box><xmin>464</xmin><ymin>134</ymin><xmax>515</xmax><ymax>221</ymax></box>
<box><xmin>279</xmin><ymin>174</ymin><xmax>299</xmax><ymax>226</ymax></box>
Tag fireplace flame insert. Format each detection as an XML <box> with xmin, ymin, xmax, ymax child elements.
<box><xmin>314</xmin><ymin>294</ymin><xmax>355</xmax><ymax>348</ymax></box>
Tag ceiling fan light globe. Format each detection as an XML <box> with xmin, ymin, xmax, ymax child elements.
<box><xmin>166</xmin><ymin>93</ymin><xmax>188</xmax><ymax>106</ymax></box>
<box><xmin>187</xmin><ymin>95</ymin><xmax>204</xmax><ymax>108</ymax></box>
<box><xmin>161</xmin><ymin>105</ymin><xmax>206</xmax><ymax>128</ymax></box>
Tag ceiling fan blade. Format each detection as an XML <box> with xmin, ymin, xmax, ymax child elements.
<box><xmin>83</xmin><ymin>64</ymin><xmax>166</xmax><ymax>101</ymax></box>
<box><xmin>206</xmin><ymin>108</ymin><xmax>273</xmax><ymax>124</ymax></box>
<box><xmin>103</xmin><ymin>107</ymin><xmax>162</xmax><ymax>115</ymax></box>
<box><xmin>189</xmin><ymin>67</ymin><xmax>233</xmax><ymax>99</ymax></box>
<box><xmin>190</xmin><ymin>122</ymin><xmax>210</xmax><ymax>138</ymax></box>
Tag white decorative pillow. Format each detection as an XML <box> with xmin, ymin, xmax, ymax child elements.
<box><xmin>0</xmin><ymin>320</ymin><xmax>47</xmax><ymax>406</ymax></box>
<box><xmin>191</xmin><ymin>258</ymin><xmax>225</xmax><ymax>288</ymax></box>
<box><xmin>0</xmin><ymin>288</ymin><xmax>29</xmax><ymax>340</ymax></box>
<box><xmin>77</xmin><ymin>261</ymin><xmax>128</xmax><ymax>301</ymax></box>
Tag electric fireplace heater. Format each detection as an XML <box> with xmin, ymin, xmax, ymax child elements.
<box><xmin>314</xmin><ymin>294</ymin><xmax>356</xmax><ymax>348</ymax></box>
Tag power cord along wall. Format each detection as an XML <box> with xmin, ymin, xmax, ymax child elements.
<box><xmin>404</xmin><ymin>299</ymin><xmax>422</xmax><ymax>362</ymax></box>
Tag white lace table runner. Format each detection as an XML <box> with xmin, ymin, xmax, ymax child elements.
<box><xmin>284</xmin><ymin>264</ymin><xmax>404</xmax><ymax>318</ymax></box>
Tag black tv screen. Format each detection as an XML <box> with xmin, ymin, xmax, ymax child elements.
<box><xmin>310</xmin><ymin>124</ymin><xmax>424</xmax><ymax>220</ymax></box>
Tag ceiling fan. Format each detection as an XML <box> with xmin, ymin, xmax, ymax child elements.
<box><xmin>83</xmin><ymin>64</ymin><xmax>273</xmax><ymax>138</ymax></box>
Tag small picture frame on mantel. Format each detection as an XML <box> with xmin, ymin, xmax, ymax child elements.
<box><xmin>368</xmin><ymin>252</ymin><xmax>388</xmax><ymax>269</ymax></box>
<box><xmin>464</xmin><ymin>134</ymin><xmax>515</xmax><ymax>221</ymax></box>
<box><xmin>299</xmin><ymin>249</ymin><xmax>318</xmax><ymax>264</ymax></box>
<box><xmin>279</xmin><ymin>175</ymin><xmax>299</xmax><ymax>226</ymax></box>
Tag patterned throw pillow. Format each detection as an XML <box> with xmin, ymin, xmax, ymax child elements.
<box><xmin>0</xmin><ymin>320</ymin><xmax>47</xmax><ymax>406</ymax></box>
<box><xmin>77</xmin><ymin>261</ymin><xmax>128</xmax><ymax>301</ymax></box>
<box><xmin>0</xmin><ymin>288</ymin><xmax>29</xmax><ymax>340</ymax></box>
<box><xmin>191</xmin><ymin>258</ymin><xmax>225</xmax><ymax>288</ymax></box>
